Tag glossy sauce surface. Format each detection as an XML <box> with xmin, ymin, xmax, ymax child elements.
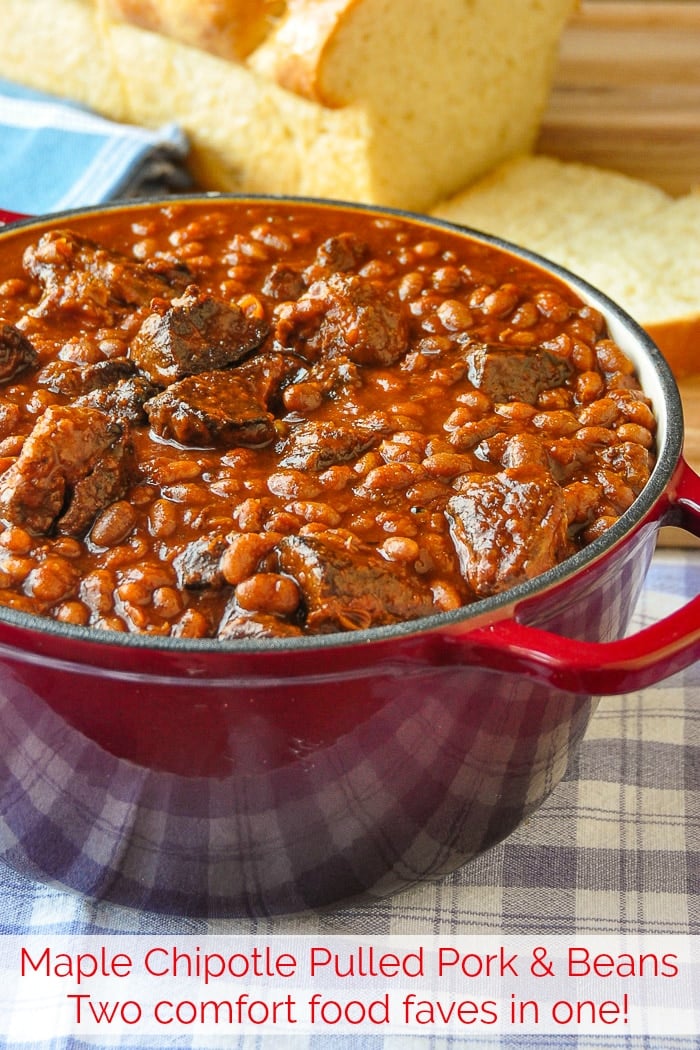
<box><xmin>0</xmin><ymin>201</ymin><xmax>656</xmax><ymax>638</ymax></box>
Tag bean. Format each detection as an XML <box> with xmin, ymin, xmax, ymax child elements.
<box><xmin>563</xmin><ymin>481</ymin><xmax>600</xmax><ymax>525</ymax></box>
<box><xmin>151</xmin><ymin>586</ymin><xmax>183</xmax><ymax>619</ymax></box>
<box><xmin>80</xmin><ymin>569</ymin><xmax>117</xmax><ymax>615</ymax></box>
<box><xmin>537</xmin><ymin>388</ymin><xmax>573</xmax><ymax>410</ymax></box>
<box><xmin>583</xmin><ymin>515</ymin><xmax>619</xmax><ymax>543</ymax></box>
<box><xmin>265</xmin><ymin>511</ymin><xmax>303</xmax><ymax>534</ymax></box>
<box><xmin>232</xmin><ymin>498</ymin><xmax>270</xmax><ymax>532</ymax></box>
<box><xmin>376</xmin><ymin>510</ymin><xmax>418</xmax><ymax>536</ymax></box>
<box><xmin>90</xmin><ymin>501</ymin><xmax>137</xmax><ymax>548</ymax></box>
<box><xmin>161</xmin><ymin>483</ymin><xmax>209</xmax><ymax>505</ymax></box>
<box><xmin>616</xmin><ymin>423</ymin><xmax>654</xmax><ymax>448</ymax></box>
<box><xmin>414</xmin><ymin>240</ymin><xmax>441</xmax><ymax>258</ymax></box>
<box><xmin>221</xmin><ymin>533</ymin><xmax>278</xmax><ymax>585</ymax></box>
<box><xmin>288</xmin><ymin>501</ymin><xmax>342</xmax><ymax>526</ymax></box>
<box><xmin>359</xmin><ymin>259</ymin><xmax>396</xmax><ymax>280</ymax></box>
<box><xmin>480</xmin><ymin>283</ymin><xmax>520</xmax><ymax>318</ymax></box>
<box><xmin>54</xmin><ymin>600</ymin><xmax>90</xmax><ymax>626</ymax></box>
<box><xmin>613</xmin><ymin>395</ymin><xmax>656</xmax><ymax>430</ymax></box>
<box><xmin>26</xmin><ymin>558</ymin><xmax>80</xmax><ymax>603</ymax></box>
<box><xmin>379</xmin><ymin>536</ymin><xmax>420</xmax><ymax>562</ymax></box>
<box><xmin>0</xmin><ymin>554</ymin><xmax>34</xmax><ymax>583</ymax></box>
<box><xmin>422</xmin><ymin>451</ymin><xmax>475</xmax><ymax>478</ymax></box>
<box><xmin>454</xmin><ymin>389</ymin><xmax>493</xmax><ymax>414</ymax></box>
<box><xmin>437</xmin><ymin>299</ymin><xmax>473</xmax><ymax>331</ymax></box>
<box><xmin>502</xmin><ymin>434</ymin><xmax>548</xmax><ymax>470</ymax></box>
<box><xmin>282</xmin><ymin>381</ymin><xmax>324</xmax><ymax>413</ymax></box>
<box><xmin>250</xmin><ymin>224</ymin><xmax>293</xmax><ymax>252</ymax></box>
<box><xmin>571</xmin><ymin>340</ymin><xmax>595</xmax><ymax>372</ymax></box>
<box><xmin>148</xmin><ymin>498</ymin><xmax>179</xmax><ymax>538</ymax></box>
<box><xmin>398</xmin><ymin>271</ymin><xmax>424</xmax><ymax>300</ymax></box>
<box><xmin>235</xmin><ymin>573</ymin><xmax>300</xmax><ymax>616</ymax></box>
<box><xmin>0</xmin><ymin>526</ymin><xmax>33</xmax><ymax>555</ymax></box>
<box><xmin>319</xmin><ymin>465</ymin><xmax>353</xmax><ymax>492</ymax></box>
<box><xmin>431</xmin><ymin>579</ymin><xmax>463</xmax><ymax>611</ymax></box>
<box><xmin>448</xmin><ymin>418</ymin><xmax>501</xmax><ymax>450</ymax></box>
<box><xmin>495</xmin><ymin>401</ymin><xmax>537</xmax><ymax>424</ymax></box>
<box><xmin>93</xmin><ymin>615</ymin><xmax>127</xmax><ymax>633</ymax></box>
<box><xmin>407</xmin><ymin>480</ymin><xmax>451</xmax><ymax>504</ymax></box>
<box><xmin>531</xmin><ymin>410</ymin><xmax>580</xmax><ymax>435</ymax></box>
<box><xmin>172</xmin><ymin>609</ymin><xmax>211</xmax><ymax>638</ymax></box>
<box><xmin>359</xmin><ymin>462</ymin><xmax>420</xmax><ymax>492</ymax></box>
<box><xmin>150</xmin><ymin>458</ymin><xmax>202</xmax><ymax>483</ymax></box>
<box><xmin>535</xmin><ymin>290</ymin><xmax>573</xmax><ymax>322</ymax></box>
<box><xmin>0</xmin><ymin>278</ymin><xmax>28</xmax><ymax>297</ymax></box>
<box><xmin>509</xmin><ymin>301</ymin><xmax>539</xmax><ymax>328</ymax></box>
<box><xmin>596</xmin><ymin>339</ymin><xmax>635</xmax><ymax>375</ymax></box>
<box><xmin>575</xmin><ymin>370</ymin><xmax>605</xmax><ymax>404</ymax></box>
<box><xmin>578</xmin><ymin>397</ymin><xmax>620</xmax><ymax>428</ymax></box>
<box><xmin>576</xmin><ymin>426</ymin><xmax>615</xmax><ymax>447</ymax></box>
<box><xmin>267</xmin><ymin>471</ymin><xmax>322</xmax><ymax>499</ymax></box>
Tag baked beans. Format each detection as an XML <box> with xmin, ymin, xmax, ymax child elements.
<box><xmin>0</xmin><ymin>201</ymin><xmax>656</xmax><ymax>638</ymax></box>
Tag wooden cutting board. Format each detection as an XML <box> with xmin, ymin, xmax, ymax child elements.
<box><xmin>538</xmin><ymin>1</ymin><xmax>700</xmax><ymax>544</ymax></box>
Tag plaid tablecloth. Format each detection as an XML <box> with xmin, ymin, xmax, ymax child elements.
<box><xmin>0</xmin><ymin>545</ymin><xmax>696</xmax><ymax>1050</ymax></box>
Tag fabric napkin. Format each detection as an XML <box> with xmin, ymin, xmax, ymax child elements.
<box><xmin>0</xmin><ymin>78</ymin><xmax>193</xmax><ymax>215</ymax></box>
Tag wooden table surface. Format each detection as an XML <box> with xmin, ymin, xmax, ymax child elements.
<box><xmin>539</xmin><ymin>1</ymin><xmax>699</xmax><ymax>543</ymax></box>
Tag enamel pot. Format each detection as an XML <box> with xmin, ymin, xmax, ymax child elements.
<box><xmin>0</xmin><ymin>199</ymin><xmax>697</xmax><ymax>917</ymax></box>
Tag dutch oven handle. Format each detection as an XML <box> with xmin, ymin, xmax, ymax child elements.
<box><xmin>0</xmin><ymin>209</ymin><xmax>27</xmax><ymax>226</ymax></box>
<box><xmin>440</xmin><ymin>457</ymin><xmax>700</xmax><ymax>695</ymax></box>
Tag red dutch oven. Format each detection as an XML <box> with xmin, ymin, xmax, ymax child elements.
<box><xmin>0</xmin><ymin>199</ymin><xmax>697</xmax><ymax>918</ymax></box>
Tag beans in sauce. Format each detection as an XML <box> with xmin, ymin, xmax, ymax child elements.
<box><xmin>0</xmin><ymin>201</ymin><xmax>656</xmax><ymax>639</ymax></box>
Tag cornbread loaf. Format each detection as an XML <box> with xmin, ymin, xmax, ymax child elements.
<box><xmin>432</xmin><ymin>154</ymin><xmax>700</xmax><ymax>378</ymax></box>
<box><xmin>0</xmin><ymin>0</ymin><xmax>575</xmax><ymax>211</ymax></box>
<box><xmin>101</xmin><ymin>0</ymin><xmax>286</xmax><ymax>61</ymax></box>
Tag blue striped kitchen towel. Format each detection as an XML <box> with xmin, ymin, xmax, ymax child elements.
<box><xmin>0</xmin><ymin>78</ymin><xmax>192</xmax><ymax>216</ymax></box>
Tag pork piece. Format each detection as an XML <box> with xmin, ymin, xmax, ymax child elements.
<box><xmin>218</xmin><ymin>608</ymin><xmax>303</xmax><ymax>640</ymax></box>
<box><xmin>311</xmin><ymin>233</ymin><xmax>369</xmax><ymax>274</ymax></box>
<box><xmin>446</xmin><ymin>465</ymin><xmax>572</xmax><ymax>597</ymax></box>
<box><xmin>145</xmin><ymin>369</ymin><xmax>275</xmax><ymax>448</ymax></box>
<box><xmin>23</xmin><ymin>229</ymin><xmax>191</xmax><ymax>323</ymax></box>
<box><xmin>0</xmin><ymin>323</ymin><xmax>38</xmax><ymax>382</ymax></box>
<box><xmin>276</xmin><ymin>533</ymin><xmax>436</xmax><ymax>633</ymax></box>
<box><xmin>0</xmin><ymin>405</ymin><xmax>132</xmax><ymax>535</ymax></box>
<box><xmin>77</xmin><ymin>375</ymin><xmax>160</xmax><ymax>425</ymax></box>
<box><xmin>130</xmin><ymin>286</ymin><xmax>269</xmax><ymax>385</ymax></box>
<box><xmin>59</xmin><ymin>437</ymin><xmax>133</xmax><ymax>537</ymax></box>
<box><xmin>274</xmin><ymin>273</ymin><xmax>408</xmax><ymax>366</ymax></box>
<box><xmin>279</xmin><ymin>419</ymin><xmax>385</xmax><ymax>471</ymax></box>
<box><xmin>38</xmin><ymin>357</ymin><xmax>136</xmax><ymax>397</ymax></box>
<box><xmin>235</xmin><ymin>351</ymin><xmax>304</xmax><ymax>409</ymax></box>
<box><xmin>172</xmin><ymin>535</ymin><xmax>229</xmax><ymax>590</ymax></box>
<box><xmin>466</xmin><ymin>343</ymin><xmax>572</xmax><ymax>404</ymax></box>
<box><xmin>261</xmin><ymin>263</ymin><xmax>306</xmax><ymax>301</ymax></box>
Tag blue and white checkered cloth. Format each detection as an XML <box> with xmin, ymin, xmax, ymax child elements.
<box><xmin>0</xmin><ymin>78</ymin><xmax>192</xmax><ymax>215</ymax></box>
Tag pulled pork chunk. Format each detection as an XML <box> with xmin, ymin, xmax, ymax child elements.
<box><xmin>38</xmin><ymin>357</ymin><xmax>137</xmax><ymax>397</ymax></box>
<box><xmin>0</xmin><ymin>405</ymin><xmax>133</xmax><ymax>536</ymax></box>
<box><xmin>446</xmin><ymin>465</ymin><xmax>572</xmax><ymax>597</ymax></box>
<box><xmin>0</xmin><ymin>323</ymin><xmax>39</xmax><ymax>383</ymax></box>
<box><xmin>466</xmin><ymin>343</ymin><xmax>573</xmax><ymax>404</ymax></box>
<box><xmin>23</xmin><ymin>229</ymin><xmax>191</xmax><ymax>323</ymax></box>
<box><xmin>129</xmin><ymin>286</ymin><xmax>269</xmax><ymax>385</ymax></box>
<box><xmin>274</xmin><ymin>272</ymin><xmax>408</xmax><ymax>366</ymax></box>
<box><xmin>279</xmin><ymin>418</ymin><xmax>385</xmax><ymax>471</ymax></box>
<box><xmin>276</xmin><ymin>532</ymin><xmax>435</xmax><ymax>633</ymax></box>
<box><xmin>145</xmin><ymin>369</ymin><xmax>276</xmax><ymax>448</ymax></box>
